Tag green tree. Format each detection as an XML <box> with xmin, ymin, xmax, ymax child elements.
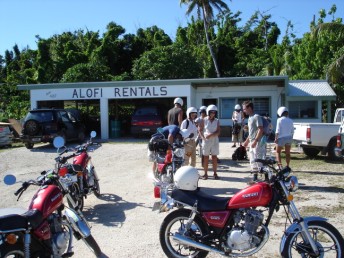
<box><xmin>180</xmin><ymin>0</ymin><xmax>229</xmax><ymax>78</ymax></box>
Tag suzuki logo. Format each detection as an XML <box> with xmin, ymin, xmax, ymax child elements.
<box><xmin>242</xmin><ymin>192</ymin><xmax>259</xmax><ymax>198</ymax></box>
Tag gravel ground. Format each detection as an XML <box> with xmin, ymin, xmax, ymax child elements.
<box><xmin>0</xmin><ymin>139</ymin><xmax>343</xmax><ymax>258</ymax></box>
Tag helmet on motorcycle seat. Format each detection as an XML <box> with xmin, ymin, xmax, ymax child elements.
<box><xmin>174</xmin><ymin>166</ymin><xmax>199</xmax><ymax>191</ymax></box>
<box><xmin>206</xmin><ymin>104</ymin><xmax>218</xmax><ymax>116</ymax></box>
<box><xmin>235</xmin><ymin>104</ymin><xmax>241</xmax><ymax>111</ymax></box>
<box><xmin>174</xmin><ymin>97</ymin><xmax>183</xmax><ymax>107</ymax></box>
<box><xmin>277</xmin><ymin>106</ymin><xmax>288</xmax><ymax>117</ymax></box>
<box><xmin>178</xmin><ymin>128</ymin><xmax>190</xmax><ymax>139</ymax></box>
<box><xmin>186</xmin><ymin>107</ymin><xmax>198</xmax><ymax>118</ymax></box>
<box><xmin>199</xmin><ymin>106</ymin><xmax>207</xmax><ymax>113</ymax></box>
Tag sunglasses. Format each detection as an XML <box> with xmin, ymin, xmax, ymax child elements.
<box><xmin>209</xmin><ymin>111</ymin><xmax>216</xmax><ymax>114</ymax></box>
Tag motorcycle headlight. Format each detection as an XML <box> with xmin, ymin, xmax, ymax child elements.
<box><xmin>285</xmin><ymin>176</ymin><xmax>299</xmax><ymax>192</ymax></box>
<box><xmin>174</xmin><ymin>148</ymin><xmax>185</xmax><ymax>158</ymax></box>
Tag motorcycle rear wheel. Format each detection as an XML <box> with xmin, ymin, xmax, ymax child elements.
<box><xmin>160</xmin><ymin>209</ymin><xmax>209</xmax><ymax>258</ymax></box>
<box><xmin>83</xmin><ymin>234</ymin><xmax>102</xmax><ymax>257</ymax></box>
<box><xmin>93</xmin><ymin>179</ymin><xmax>101</xmax><ymax>198</ymax></box>
<box><xmin>0</xmin><ymin>247</ymin><xmax>24</xmax><ymax>258</ymax></box>
<box><xmin>67</xmin><ymin>182</ymin><xmax>84</xmax><ymax>211</ymax></box>
<box><xmin>281</xmin><ymin>220</ymin><xmax>344</xmax><ymax>257</ymax></box>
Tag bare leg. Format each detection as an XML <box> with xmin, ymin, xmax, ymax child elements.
<box><xmin>212</xmin><ymin>155</ymin><xmax>218</xmax><ymax>178</ymax></box>
<box><xmin>276</xmin><ymin>145</ymin><xmax>283</xmax><ymax>168</ymax></box>
<box><xmin>285</xmin><ymin>144</ymin><xmax>291</xmax><ymax>167</ymax></box>
<box><xmin>203</xmin><ymin>155</ymin><xmax>209</xmax><ymax>178</ymax></box>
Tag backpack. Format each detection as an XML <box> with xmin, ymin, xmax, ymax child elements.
<box><xmin>232</xmin><ymin>146</ymin><xmax>247</xmax><ymax>161</ymax></box>
<box><xmin>261</xmin><ymin>116</ymin><xmax>273</xmax><ymax>136</ymax></box>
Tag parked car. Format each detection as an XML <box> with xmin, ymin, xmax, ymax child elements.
<box><xmin>0</xmin><ymin>122</ymin><xmax>13</xmax><ymax>147</ymax></box>
<box><xmin>20</xmin><ymin>109</ymin><xmax>86</xmax><ymax>149</ymax></box>
<box><xmin>335</xmin><ymin>119</ymin><xmax>344</xmax><ymax>158</ymax></box>
<box><xmin>293</xmin><ymin>108</ymin><xmax>344</xmax><ymax>160</ymax></box>
<box><xmin>130</xmin><ymin>106</ymin><xmax>166</xmax><ymax>137</ymax></box>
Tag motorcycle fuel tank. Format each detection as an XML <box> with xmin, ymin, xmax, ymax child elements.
<box><xmin>73</xmin><ymin>152</ymin><xmax>89</xmax><ymax>168</ymax></box>
<box><xmin>228</xmin><ymin>182</ymin><xmax>272</xmax><ymax>209</ymax></box>
<box><xmin>29</xmin><ymin>185</ymin><xmax>63</xmax><ymax>218</ymax></box>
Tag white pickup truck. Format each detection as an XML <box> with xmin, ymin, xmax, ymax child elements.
<box><xmin>335</xmin><ymin>120</ymin><xmax>344</xmax><ymax>158</ymax></box>
<box><xmin>293</xmin><ymin>108</ymin><xmax>344</xmax><ymax>160</ymax></box>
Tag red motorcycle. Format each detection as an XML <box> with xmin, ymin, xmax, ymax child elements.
<box><xmin>0</xmin><ymin>169</ymin><xmax>101</xmax><ymax>257</ymax></box>
<box><xmin>153</xmin><ymin>159</ymin><xmax>344</xmax><ymax>257</ymax></box>
<box><xmin>57</xmin><ymin>131</ymin><xmax>101</xmax><ymax>211</ymax></box>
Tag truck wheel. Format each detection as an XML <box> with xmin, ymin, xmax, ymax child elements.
<box><xmin>302</xmin><ymin>147</ymin><xmax>320</xmax><ymax>158</ymax></box>
<box><xmin>328</xmin><ymin>138</ymin><xmax>342</xmax><ymax>161</ymax></box>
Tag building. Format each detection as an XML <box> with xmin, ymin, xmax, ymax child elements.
<box><xmin>18</xmin><ymin>76</ymin><xmax>336</xmax><ymax>140</ymax></box>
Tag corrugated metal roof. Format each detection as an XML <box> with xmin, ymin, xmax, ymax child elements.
<box><xmin>288</xmin><ymin>80</ymin><xmax>336</xmax><ymax>97</ymax></box>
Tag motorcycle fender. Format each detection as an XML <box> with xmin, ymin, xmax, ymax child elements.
<box><xmin>279</xmin><ymin>216</ymin><xmax>327</xmax><ymax>253</ymax></box>
<box><xmin>64</xmin><ymin>207</ymin><xmax>91</xmax><ymax>238</ymax></box>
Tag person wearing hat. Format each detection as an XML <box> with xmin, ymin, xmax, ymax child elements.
<box><xmin>181</xmin><ymin>107</ymin><xmax>198</xmax><ymax>167</ymax></box>
<box><xmin>199</xmin><ymin>104</ymin><xmax>220</xmax><ymax>180</ymax></box>
<box><xmin>167</xmin><ymin>97</ymin><xmax>184</xmax><ymax>127</ymax></box>
<box><xmin>231</xmin><ymin>104</ymin><xmax>245</xmax><ymax>147</ymax></box>
<box><xmin>275</xmin><ymin>106</ymin><xmax>294</xmax><ymax>169</ymax></box>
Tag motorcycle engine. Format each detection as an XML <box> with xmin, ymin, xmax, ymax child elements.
<box><xmin>226</xmin><ymin>209</ymin><xmax>264</xmax><ymax>251</ymax></box>
<box><xmin>50</xmin><ymin>215</ymin><xmax>70</xmax><ymax>256</ymax></box>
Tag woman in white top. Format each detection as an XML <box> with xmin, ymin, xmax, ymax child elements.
<box><xmin>199</xmin><ymin>104</ymin><xmax>220</xmax><ymax>180</ymax></box>
<box><xmin>274</xmin><ymin>106</ymin><xmax>294</xmax><ymax>168</ymax></box>
<box><xmin>181</xmin><ymin>107</ymin><xmax>198</xmax><ymax>167</ymax></box>
<box><xmin>231</xmin><ymin>104</ymin><xmax>245</xmax><ymax>147</ymax></box>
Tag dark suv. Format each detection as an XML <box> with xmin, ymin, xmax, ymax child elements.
<box><xmin>130</xmin><ymin>105</ymin><xmax>166</xmax><ymax>137</ymax></box>
<box><xmin>21</xmin><ymin>109</ymin><xmax>86</xmax><ymax>149</ymax></box>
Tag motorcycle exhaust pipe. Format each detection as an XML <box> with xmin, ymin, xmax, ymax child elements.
<box><xmin>173</xmin><ymin>233</ymin><xmax>225</xmax><ymax>255</ymax></box>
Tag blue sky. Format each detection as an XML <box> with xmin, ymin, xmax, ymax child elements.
<box><xmin>1</xmin><ymin>0</ymin><xmax>343</xmax><ymax>56</ymax></box>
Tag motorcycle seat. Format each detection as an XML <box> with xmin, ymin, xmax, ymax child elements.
<box><xmin>0</xmin><ymin>209</ymin><xmax>43</xmax><ymax>231</ymax></box>
<box><xmin>172</xmin><ymin>188</ymin><xmax>229</xmax><ymax>212</ymax></box>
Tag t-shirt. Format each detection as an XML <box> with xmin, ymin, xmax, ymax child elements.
<box><xmin>248</xmin><ymin>114</ymin><xmax>262</xmax><ymax>141</ymax></box>
<box><xmin>161</xmin><ymin>125</ymin><xmax>180</xmax><ymax>138</ymax></box>
<box><xmin>168</xmin><ymin>107</ymin><xmax>182</xmax><ymax>126</ymax></box>
<box><xmin>181</xmin><ymin>119</ymin><xmax>198</xmax><ymax>140</ymax></box>
<box><xmin>203</xmin><ymin>117</ymin><xmax>219</xmax><ymax>137</ymax></box>
<box><xmin>275</xmin><ymin>116</ymin><xmax>294</xmax><ymax>138</ymax></box>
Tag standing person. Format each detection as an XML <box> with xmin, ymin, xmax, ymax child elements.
<box><xmin>274</xmin><ymin>106</ymin><xmax>294</xmax><ymax>169</ymax></box>
<box><xmin>181</xmin><ymin>107</ymin><xmax>198</xmax><ymax>167</ymax></box>
<box><xmin>231</xmin><ymin>104</ymin><xmax>245</xmax><ymax>147</ymax></box>
<box><xmin>199</xmin><ymin>104</ymin><xmax>220</xmax><ymax>180</ymax></box>
<box><xmin>242</xmin><ymin>100</ymin><xmax>266</xmax><ymax>181</ymax></box>
<box><xmin>167</xmin><ymin>97</ymin><xmax>183</xmax><ymax>127</ymax></box>
<box><xmin>195</xmin><ymin>106</ymin><xmax>207</xmax><ymax>164</ymax></box>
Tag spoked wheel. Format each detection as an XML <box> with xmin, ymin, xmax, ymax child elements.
<box><xmin>83</xmin><ymin>235</ymin><xmax>102</xmax><ymax>257</ymax></box>
<box><xmin>67</xmin><ymin>182</ymin><xmax>84</xmax><ymax>211</ymax></box>
<box><xmin>0</xmin><ymin>249</ymin><xmax>24</xmax><ymax>258</ymax></box>
<box><xmin>93</xmin><ymin>179</ymin><xmax>101</xmax><ymax>198</ymax></box>
<box><xmin>282</xmin><ymin>220</ymin><xmax>344</xmax><ymax>257</ymax></box>
<box><xmin>159</xmin><ymin>209</ymin><xmax>209</xmax><ymax>258</ymax></box>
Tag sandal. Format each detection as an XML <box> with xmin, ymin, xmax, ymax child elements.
<box><xmin>201</xmin><ymin>175</ymin><xmax>208</xmax><ymax>180</ymax></box>
<box><xmin>214</xmin><ymin>174</ymin><xmax>219</xmax><ymax>180</ymax></box>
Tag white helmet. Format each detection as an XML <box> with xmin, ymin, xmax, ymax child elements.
<box><xmin>277</xmin><ymin>106</ymin><xmax>288</xmax><ymax>117</ymax></box>
<box><xmin>186</xmin><ymin>107</ymin><xmax>197</xmax><ymax>118</ymax></box>
<box><xmin>174</xmin><ymin>97</ymin><xmax>183</xmax><ymax>106</ymax></box>
<box><xmin>174</xmin><ymin>166</ymin><xmax>199</xmax><ymax>191</ymax></box>
<box><xmin>199</xmin><ymin>106</ymin><xmax>207</xmax><ymax>112</ymax></box>
<box><xmin>179</xmin><ymin>128</ymin><xmax>190</xmax><ymax>138</ymax></box>
<box><xmin>206</xmin><ymin>104</ymin><xmax>218</xmax><ymax>115</ymax></box>
<box><xmin>235</xmin><ymin>104</ymin><xmax>241</xmax><ymax>110</ymax></box>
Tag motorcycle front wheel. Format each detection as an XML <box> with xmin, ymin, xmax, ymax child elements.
<box><xmin>281</xmin><ymin>220</ymin><xmax>344</xmax><ymax>257</ymax></box>
<box><xmin>93</xmin><ymin>179</ymin><xmax>101</xmax><ymax>198</ymax></box>
<box><xmin>0</xmin><ymin>246</ymin><xmax>24</xmax><ymax>258</ymax></box>
<box><xmin>160</xmin><ymin>209</ymin><xmax>209</xmax><ymax>258</ymax></box>
<box><xmin>67</xmin><ymin>182</ymin><xmax>84</xmax><ymax>211</ymax></box>
<box><xmin>82</xmin><ymin>234</ymin><xmax>102</xmax><ymax>257</ymax></box>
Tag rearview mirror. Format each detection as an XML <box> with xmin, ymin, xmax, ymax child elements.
<box><xmin>4</xmin><ymin>174</ymin><xmax>16</xmax><ymax>185</ymax></box>
<box><xmin>90</xmin><ymin>131</ymin><xmax>97</xmax><ymax>138</ymax></box>
<box><xmin>53</xmin><ymin>136</ymin><xmax>65</xmax><ymax>148</ymax></box>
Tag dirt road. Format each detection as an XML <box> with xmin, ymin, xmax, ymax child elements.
<box><xmin>0</xmin><ymin>140</ymin><xmax>343</xmax><ymax>258</ymax></box>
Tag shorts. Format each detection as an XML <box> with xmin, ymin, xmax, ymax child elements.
<box><xmin>277</xmin><ymin>136</ymin><xmax>293</xmax><ymax>147</ymax></box>
<box><xmin>202</xmin><ymin>137</ymin><xmax>219</xmax><ymax>156</ymax></box>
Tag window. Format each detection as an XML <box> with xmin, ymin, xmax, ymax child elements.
<box><xmin>220</xmin><ymin>97</ymin><xmax>270</xmax><ymax>119</ymax></box>
<box><xmin>288</xmin><ymin>101</ymin><xmax>317</xmax><ymax>119</ymax></box>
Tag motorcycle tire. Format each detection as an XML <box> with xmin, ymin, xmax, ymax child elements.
<box><xmin>281</xmin><ymin>220</ymin><xmax>344</xmax><ymax>257</ymax></box>
<box><xmin>159</xmin><ymin>209</ymin><xmax>209</xmax><ymax>258</ymax></box>
<box><xmin>67</xmin><ymin>182</ymin><xmax>84</xmax><ymax>211</ymax></box>
<box><xmin>82</xmin><ymin>234</ymin><xmax>102</xmax><ymax>257</ymax></box>
<box><xmin>0</xmin><ymin>244</ymin><xmax>25</xmax><ymax>258</ymax></box>
<box><xmin>93</xmin><ymin>179</ymin><xmax>101</xmax><ymax>198</ymax></box>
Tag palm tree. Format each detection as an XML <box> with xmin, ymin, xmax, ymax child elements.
<box><xmin>180</xmin><ymin>0</ymin><xmax>229</xmax><ymax>78</ymax></box>
<box><xmin>313</xmin><ymin>23</ymin><xmax>344</xmax><ymax>84</ymax></box>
